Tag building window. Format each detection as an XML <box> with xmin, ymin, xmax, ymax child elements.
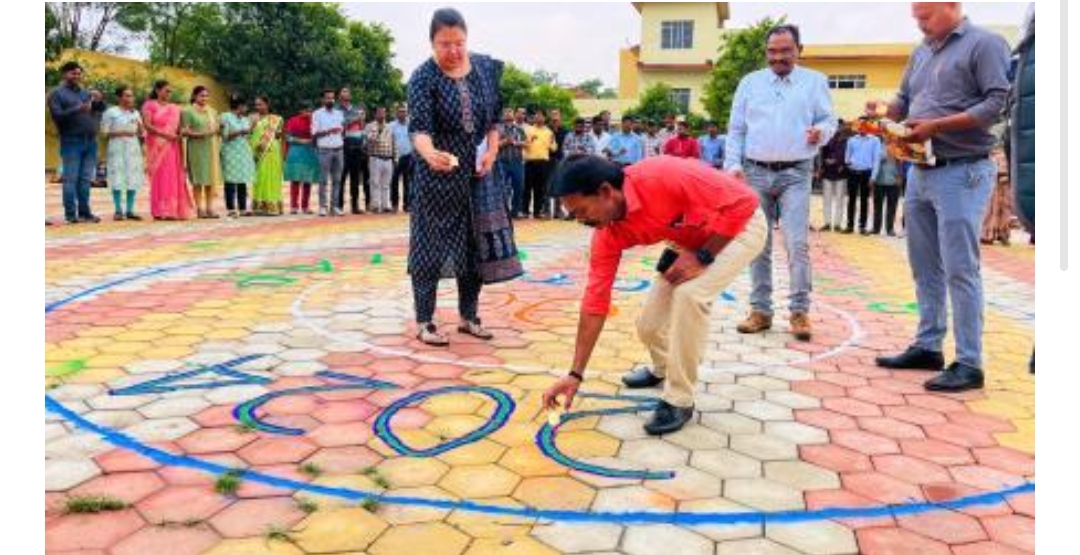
<box><xmin>661</xmin><ymin>20</ymin><xmax>694</xmax><ymax>50</ymax></box>
<box><xmin>828</xmin><ymin>74</ymin><xmax>867</xmax><ymax>89</ymax></box>
<box><xmin>670</xmin><ymin>88</ymin><xmax>691</xmax><ymax>113</ymax></box>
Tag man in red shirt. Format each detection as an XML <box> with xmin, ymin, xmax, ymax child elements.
<box><xmin>541</xmin><ymin>155</ymin><xmax>767</xmax><ymax>434</ymax></box>
<box><xmin>662</xmin><ymin>120</ymin><xmax>702</xmax><ymax>159</ymax></box>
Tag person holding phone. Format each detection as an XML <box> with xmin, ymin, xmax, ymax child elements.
<box><xmin>542</xmin><ymin>154</ymin><xmax>766</xmax><ymax>435</ymax></box>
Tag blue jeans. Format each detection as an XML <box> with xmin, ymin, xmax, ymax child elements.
<box><xmin>745</xmin><ymin>160</ymin><xmax>813</xmax><ymax>315</ymax></box>
<box><xmin>905</xmin><ymin>158</ymin><xmax>995</xmax><ymax>368</ymax></box>
<box><xmin>498</xmin><ymin>159</ymin><xmax>525</xmax><ymax>214</ymax></box>
<box><xmin>59</xmin><ymin>135</ymin><xmax>98</xmax><ymax>220</ymax></box>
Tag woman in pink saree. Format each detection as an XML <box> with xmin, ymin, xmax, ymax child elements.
<box><xmin>143</xmin><ymin>80</ymin><xmax>193</xmax><ymax>220</ymax></box>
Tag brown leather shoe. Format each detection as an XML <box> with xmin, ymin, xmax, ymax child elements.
<box><xmin>737</xmin><ymin>312</ymin><xmax>772</xmax><ymax>334</ymax></box>
<box><xmin>790</xmin><ymin>312</ymin><xmax>812</xmax><ymax>341</ymax></box>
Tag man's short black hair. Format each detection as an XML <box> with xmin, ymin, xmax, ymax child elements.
<box><xmin>551</xmin><ymin>154</ymin><xmax>625</xmax><ymax>197</ymax></box>
<box><xmin>573</xmin><ymin>117</ymin><xmax>586</xmax><ymax>125</ymax></box>
<box><xmin>591</xmin><ymin>115</ymin><xmax>604</xmax><ymax>125</ymax></box>
<box><xmin>766</xmin><ymin>24</ymin><xmax>802</xmax><ymax>49</ymax></box>
<box><xmin>60</xmin><ymin>61</ymin><xmax>82</xmax><ymax>73</ymax></box>
<box><xmin>621</xmin><ymin>114</ymin><xmax>634</xmax><ymax>123</ymax></box>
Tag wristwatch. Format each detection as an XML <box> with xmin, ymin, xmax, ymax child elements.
<box><xmin>695</xmin><ymin>248</ymin><xmax>716</xmax><ymax>266</ymax></box>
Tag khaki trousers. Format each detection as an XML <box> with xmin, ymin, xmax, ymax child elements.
<box><xmin>636</xmin><ymin>209</ymin><xmax>768</xmax><ymax>408</ymax></box>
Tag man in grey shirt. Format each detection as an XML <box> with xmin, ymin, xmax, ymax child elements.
<box><xmin>870</xmin><ymin>3</ymin><xmax>1011</xmax><ymax>392</ymax></box>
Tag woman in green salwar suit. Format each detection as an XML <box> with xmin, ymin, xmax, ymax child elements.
<box><xmin>250</xmin><ymin>95</ymin><xmax>285</xmax><ymax>215</ymax></box>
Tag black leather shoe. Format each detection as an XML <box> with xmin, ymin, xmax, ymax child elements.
<box><xmin>924</xmin><ymin>362</ymin><xmax>984</xmax><ymax>392</ymax></box>
<box><xmin>644</xmin><ymin>400</ymin><xmax>694</xmax><ymax>435</ymax></box>
<box><xmin>622</xmin><ymin>367</ymin><xmax>664</xmax><ymax>388</ymax></box>
<box><xmin>875</xmin><ymin>346</ymin><xmax>945</xmax><ymax>371</ymax></box>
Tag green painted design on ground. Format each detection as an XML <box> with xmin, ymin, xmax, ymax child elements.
<box><xmin>370</xmin><ymin>253</ymin><xmax>383</xmax><ymax>264</ymax></box>
<box><xmin>867</xmin><ymin>301</ymin><xmax>919</xmax><ymax>314</ymax></box>
<box><xmin>268</xmin><ymin>259</ymin><xmax>333</xmax><ymax>273</ymax></box>
<box><xmin>46</xmin><ymin>359</ymin><xmax>87</xmax><ymax>378</ymax></box>
<box><xmin>187</xmin><ymin>240</ymin><xmax>220</xmax><ymax>250</ymax></box>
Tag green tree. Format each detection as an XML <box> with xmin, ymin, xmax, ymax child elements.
<box><xmin>200</xmin><ymin>3</ymin><xmax>364</xmax><ymax>116</ymax></box>
<box><xmin>531</xmin><ymin>84</ymin><xmax>578</xmax><ymax>121</ymax></box>
<box><xmin>45</xmin><ymin>3</ymin><xmax>145</xmax><ymax>53</ymax></box>
<box><xmin>576</xmin><ymin>78</ymin><xmax>604</xmax><ymax>98</ymax></box>
<box><xmin>598</xmin><ymin>87</ymin><xmax>618</xmax><ymax>99</ymax></box>
<box><xmin>701</xmin><ymin>17</ymin><xmax>783</xmax><ymax>127</ymax></box>
<box><xmin>624</xmin><ymin>82</ymin><xmax>682</xmax><ymax>122</ymax></box>
<box><xmin>346</xmin><ymin>20</ymin><xmax>405</xmax><ymax>110</ymax></box>
<box><xmin>121</xmin><ymin>3</ymin><xmax>225</xmax><ymax>70</ymax></box>
<box><xmin>531</xmin><ymin>69</ymin><xmax>558</xmax><ymax>86</ymax></box>
<box><xmin>500</xmin><ymin>63</ymin><xmax>535</xmax><ymax>111</ymax></box>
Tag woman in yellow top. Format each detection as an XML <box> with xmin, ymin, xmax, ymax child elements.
<box><xmin>181</xmin><ymin>85</ymin><xmax>224</xmax><ymax>218</ymax></box>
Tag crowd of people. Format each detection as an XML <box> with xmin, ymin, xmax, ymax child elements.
<box><xmin>49</xmin><ymin>3</ymin><xmax>1034</xmax><ymax>432</ymax></box>
<box><xmin>48</xmin><ymin>65</ymin><xmax>415</xmax><ymax>223</ymax></box>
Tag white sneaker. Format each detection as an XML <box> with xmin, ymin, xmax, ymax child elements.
<box><xmin>332</xmin><ymin>208</ymin><xmax>344</xmax><ymax>217</ymax></box>
<box><xmin>318</xmin><ymin>208</ymin><xmax>328</xmax><ymax>217</ymax></box>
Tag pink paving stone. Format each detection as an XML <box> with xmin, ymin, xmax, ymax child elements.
<box><xmin>795</xmin><ymin>409</ymin><xmax>859</xmax><ymax>431</ymax></box>
<box><xmin>949</xmin><ymin>465</ymin><xmax>1027</xmax><ymax>492</ymax></box>
<box><xmin>110</xmin><ymin>525</ymin><xmax>221</xmax><ymax>555</ymax></box>
<box><xmin>833</xmin><ymin>429</ymin><xmax>901</xmax><ymax>456</ymax></box>
<box><xmin>836</xmin><ymin>364</ymin><xmax>892</xmax><ymax>379</ymax></box>
<box><xmin>366</xmin><ymin>388</ymin><xmax>416</xmax><ymax>408</ymax></box>
<box><xmin>857</xmin><ymin>417</ymin><xmax>927</xmax><ymax>440</ymax></box>
<box><xmin>792</xmin><ymin>380</ymin><xmax>848</xmax><ymax>398</ymax></box>
<box><xmin>191</xmin><ymin>405</ymin><xmax>240</xmax><ymax>428</ymax></box>
<box><xmin>307</xmin><ymin>421</ymin><xmax>374</xmax><ymax>448</ymax></box>
<box><xmin>1006</xmin><ymin>492</ymin><xmax>1035</xmax><ymax>517</ymax></box>
<box><xmin>94</xmin><ymin>444</ymin><xmax>170</xmax><ymax>473</ymax></box>
<box><xmin>870</xmin><ymin>377</ymin><xmax>929</xmax><ymax>395</ymax></box>
<box><xmin>804</xmin><ymin>489</ymin><xmax>895</xmax><ymax>529</ymax></box>
<box><xmin>237</xmin><ymin>437</ymin><xmax>319</xmax><ymax>465</ymax></box>
<box><xmin>848</xmin><ymin>386</ymin><xmax>907</xmax><ymax>406</ymax></box>
<box><xmin>906</xmin><ymin>394</ymin><xmax>968</xmax><ymax>413</ymax></box>
<box><xmin>176</xmin><ymin>427</ymin><xmax>259</xmax><ymax>454</ymax></box>
<box><xmin>842</xmin><ymin>472</ymin><xmax>926</xmax><ymax>504</ymax></box>
<box><xmin>981</xmin><ymin>515</ymin><xmax>1035</xmax><ymax>552</ymax></box>
<box><xmin>208</xmin><ymin>497</ymin><xmax>306</xmax><ymax>538</ymax></box>
<box><xmin>382</xmin><ymin>406</ymin><xmax>432</xmax><ymax>429</ymax></box>
<box><xmin>314</xmin><ymin>388</ymin><xmax>375</xmax><ymax>402</ymax></box>
<box><xmin>883</xmin><ymin>404</ymin><xmax>948</xmax><ymax>426</ymax></box>
<box><xmin>312</xmin><ymin>399</ymin><xmax>380</xmax><ymax>423</ymax></box>
<box><xmin>262</xmin><ymin>394</ymin><xmax>323</xmax><ymax>415</ymax></box>
<box><xmin>944</xmin><ymin>411</ymin><xmax>1016</xmax><ymax>434</ymax></box>
<box><xmin>260</xmin><ymin>414</ymin><xmax>322</xmax><ymax>433</ymax></box>
<box><xmin>236</xmin><ymin>464</ymin><xmax>308</xmax><ymax>499</ymax></box>
<box><xmin>823</xmin><ymin>397</ymin><xmax>884</xmax><ymax>418</ymax></box>
<box><xmin>45</xmin><ymin>509</ymin><xmax>146</xmax><ymax>552</ymax></box>
<box><xmin>952</xmin><ymin>541</ymin><xmax>1032</xmax><ymax>555</ymax></box>
<box><xmin>414</xmin><ymin>363</ymin><xmax>468</xmax><ymax>380</ymax></box>
<box><xmin>800</xmin><ymin>444</ymin><xmax>874</xmax><ymax>473</ymax></box>
<box><xmin>69</xmin><ymin>471</ymin><xmax>166</xmax><ymax>505</ymax></box>
<box><xmin>971</xmin><ymin>447</ymin><xmax>1036</xmax><ymax>477</ymax></box>
<box><xmin>302</xmin><ymin>445</ymin><xmax>383</xmax><ymax>474</ymax></box>
<box><xmin>872</xmin><ymin>455</ymin><xmax>952</xmax><ymax>485</ymax></box>
<box><xmin>922</xmin><ymin>423</ymin><xmax>997</xmax><ymax>449</ymax></box>
<box><xmin>900</xmin><ymin>439</ymin><xmax>975</xmax><ymax>466</ymax></box>
<box><xmin>896</xmin><ymin>510</ymin><xmax>988</xmax><ymax>544</ymax></box>
<box><xmin>268</xmin><ymin>376</ymin><xmax>325</xmax><ymax>391</ymax></box>
<box><xmin>856</xmin><ymin>527</ymin><xmax>952</xmax><ymax>555</ymax></box>
<box><xmin>920</xmin><ymin>482</ymin><xmax>1013</xmax><ymax>518</ymax></box>
<box><xmin>817</xmin><ymin>372</ymin><xmax>869</xmax><ymax>388</ymax></box>
<box><xmin>136</xmin><ymin>486</ymin><xmax>233</xmax><ymax>523</ymax></box>
<box><xmin>368</xmin><ymin>357</ymin><xmax>419</xmax><ymax>373</ymax></box>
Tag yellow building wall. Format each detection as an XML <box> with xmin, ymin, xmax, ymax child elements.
<box><xmin>800</xmin><ymin>58</ymin><xmax>908</xmax><ymax>89</ymax></box>
<box><xmin>638</xmin><ymin>2</ymin><xmax>722</xmax><ymax>65</ymax></box>
<box><xmin>573</xmin><ymin>98</ymin><xmax>638</xmax><ymax>119</ymax></box>
<box><xmin>619</xmin><ymin>48</ymin><xmax>641</xmax><ymax>99</ymax></box>
<box><xmin>45</xmin><ymin>49</ymin><xmax>229</xmax><ymax>171</ymax></box>
<box><xmin>639</xmin><ymin>70</ymin><xmax>710</xmax><ymax>114</ymax></box>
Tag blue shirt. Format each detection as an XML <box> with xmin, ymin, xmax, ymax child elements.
<box><xmin>845</xmin><ymin>134</ymin><xmax>883</xmax><ymax>181</ymax></box>
<box><xmin>389</xmin><ymin>120</ymin><xmax>412</xmax><ymax>157</ymax></box>
<box><xmin>724</xmin><ymin>66</ymin><xmax>836</xmax><ymax>172</ymax></box>
<box><xmin>698</xmin><ymin>134</ymin><xmax>725</xmax><ymax>167</ymax></box>
<box><xmin>607</xmin><ymin>131</ymin><xmax>644</xmax><ymax>164</ymax></box>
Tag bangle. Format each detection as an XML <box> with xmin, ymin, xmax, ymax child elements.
<box><xmin>568</xmin><ymin>371</ymin><xmax>584</xmax><ymax>382</ymax></box>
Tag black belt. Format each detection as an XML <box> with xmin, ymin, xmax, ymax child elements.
<box><xmin>931</xmin><ymin>155</ymin><xmax>988</xmax><ymax>168</ymax></box>
<box><xmin>746</xmin><ymin>159</ymin><xmax>808</xmax><ymax>171</ymax></box>
<box><xmin>371</xmin><ymin>155</ymin><xmax>394</xmax><ymax>160</ymax></box>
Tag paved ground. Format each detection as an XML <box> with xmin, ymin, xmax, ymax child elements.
<box><xmin>45</xmin><ymin>184</ymin><xmax>1034</xmax><ymax>554</ymax></box>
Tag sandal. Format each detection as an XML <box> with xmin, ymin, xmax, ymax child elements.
<box><xmin>417</xmin><ymin>322</ymin><xmax>449</xmax><ymax>346</ymax></box>
<box><xmin>458</xmin><ymin>319</ymin><xmax>494</xmax><ymax>340</ymax></box>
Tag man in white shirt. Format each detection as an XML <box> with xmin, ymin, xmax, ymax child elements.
<box><xmin>312</xmin><ymin>89</ymin><xmax>346</xmax><ymax>216</ymax></box>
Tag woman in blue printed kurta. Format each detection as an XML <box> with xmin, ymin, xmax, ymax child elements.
<box><xmin>407</xmin><ymin>8</ymin><xmax>520</xmax><ymax>346</ymax></box>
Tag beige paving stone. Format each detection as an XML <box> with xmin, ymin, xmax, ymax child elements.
<box><xmin>622</xmin><ymin>524</ymin><xmax>715</xmax><ymax>555</ymax></box>
<box><xmin>724</xmin><ymin>478</ymin><xmax>806</xmax><ymax>511</ymax></box>
<box><xmin>764</xmin><ymin>461</ymin><xmax>841</xmax><ymax>490</ymax></box>
<box><xmin>730</xmin><ymin>434</ymin><xmax>799</xmax><ymax>461</ymax></box>
<box><xmin>689</xmin><ymin>448</ymin><xmax>763</xmax><ymax>479</ymax></box>
<box><xmin>717</xmin><ymin>537</ymin><xmax>802</xmax><ymax>555</ymax></box>
<box><xmin>680</xmin><ymin>497</ymin><xmax>764</xmax><ymax>542</ymax></box>
<box><xmin>766</xmin><ymin>521</ymin><xmax>859</xmax><ymax>555</ymax></box>
<box><xmin>368</xmin><ymin>521</ymin><xmax>470</xmax><ymax>555</ymax></box>
<box><xmin>531</xmin><ymin>522</ymin><xmax>624</xmax><ymax>553</ymax></box>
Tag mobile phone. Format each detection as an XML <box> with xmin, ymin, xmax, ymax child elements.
<box><xmin>655</xmin><ymin>248</ymin><xmax>679</xmax><ymax>273</ymax></box>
